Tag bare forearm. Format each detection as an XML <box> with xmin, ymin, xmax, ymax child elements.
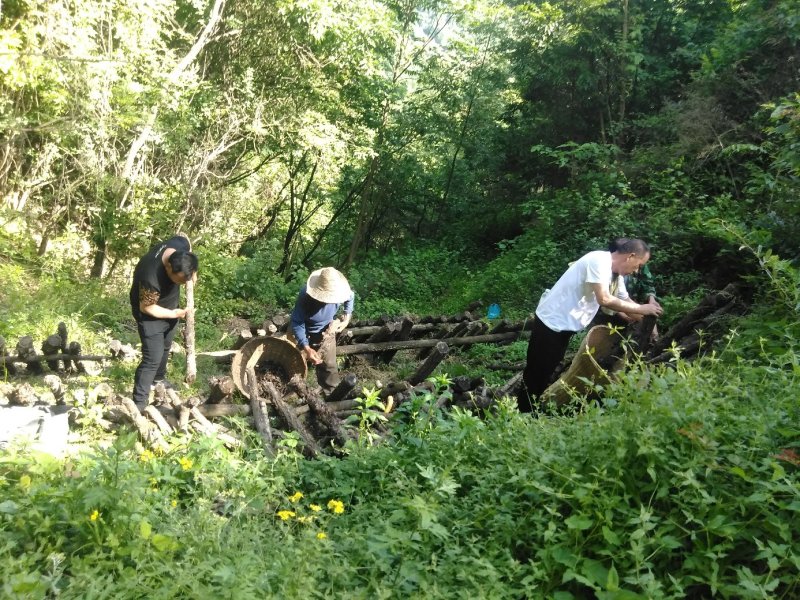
<box><xmin>140</xmin><ymin>304</ymin><xmax>188</xmax><ymax>319</ymax></box>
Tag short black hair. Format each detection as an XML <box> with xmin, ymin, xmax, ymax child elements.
<box><xmin>614</xmin><ymin>238</ymin><xmax>650</xmax><ymax>256</ymax></box>
<box><xmin>608</xmin><ymin>237</ymin><xmax>630</xmax><ymax>252</ymax></box>
<box><xmin>168</xmin><ymin>251</ymin><xmax>199</xmax><ymax>278</ymax></box>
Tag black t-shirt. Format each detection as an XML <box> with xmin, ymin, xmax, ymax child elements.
<box><xmin>129</xmin><ymin>236</ymin><xmax>191</xmax><ymax>321</ymax></box>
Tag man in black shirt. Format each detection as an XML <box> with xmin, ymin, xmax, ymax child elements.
<box><xmin>129</xmin><ymin>236</ymin><xmax>198</xmax><ymax>404</ymax></box>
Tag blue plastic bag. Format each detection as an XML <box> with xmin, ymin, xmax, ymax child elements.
<box><xmin>487</xmin><ymin>303</ymin><xmax>501</xmax><ymax>319</ymax></box>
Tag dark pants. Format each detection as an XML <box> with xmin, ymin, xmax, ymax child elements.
<box><xmin>518</xmin><ymin>316</ymin><xmax>575</xmax><ymax>412</ymax></box>
<box><xmin>308</xmin><ymin>329</ymin><xmax>340</xmax><ymax>394</ymax></box>
<box><xmin>133</xmin><ymin>318</ymin><xmax>178</xmax><ymax>404</ymax></box>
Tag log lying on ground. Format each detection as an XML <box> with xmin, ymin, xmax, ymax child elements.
<box><xmin>246</xmin><ymin>366</ymin><xmax>273</xmax><ymax>452</ymax></box>
<box><xmin>409</xmin><ymin>342</ymin><xmax>450</xmax><ymax>386</ymax></box>
<box><xmin>289</xmin><ymin>375</ymin><xmax>350</xmax><ymax>447</ymax></box>
<box><xmin>16</xmin><ymin>336</ymin><xmax>43</xmax><ymax>374</ymax></box>
<box><xmin>189</xmin><ymin>406</ymin><xmax>242</xmax><ymax>449</ymax></box>
<box><xmin>0</xmin><ymin>353</ymin><xmax>109</xmax><ymax>366</ymax></box>
<box><xmin>337</xmin><ymin>331</ymin><xmax>529</xmax><ymax>355</ymax></box>
<box><xmin>115</xmin><ymin>395</ymin><xmax>170</xmax><ymax>453</ymax></box>
<box><xmin>379</xmin><ymin>317</ymin><xmax>415</xmax><ymax>364</ymax></box>
<box><xmin>43</xmin><ymin>374</ymin><xmax>65</xmax><ymax>403</ymax></box>
<box><xmin>325</xmin><ymin>373</ymin><xmax>358</xmax><ymax>404</ymax></box>
<box><xmin>418</xmin><ymin>321</ymin><xmax>468</xmax><ymax>360</ymax></box>
<box><xmin>41</xmin><ymin>334</ymin><xmax>65</xmax><ymax>372</ymax></box>
<box><xmin>207</xmin><ymin>375</ymin><xmax>236</xmax><ymax>404</ymax></box>
<box><xmin>647</xmin><ymin>283</ymin><xmax>744</xmax><ymax>359</ymax></box>
<box><xmin>262</xmin><ymin>381</ymin><xmax>321</xmax><ymax>458</ymax></box>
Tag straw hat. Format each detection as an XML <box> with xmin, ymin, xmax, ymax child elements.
<box><xmin>306</xmin><ymin>267</ymin><xmax>351</xmax><ymax>304</ymax></box>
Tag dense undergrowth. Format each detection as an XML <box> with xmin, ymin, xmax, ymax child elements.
<box><xmin>1</xmin><ymin>322</ymin><xmax>798</xmax><ymax>598</ymax></box>
<box><xmin>1</xmin><ymin>240</ymin><xmax>799</xmax><ymax>598</ymax></box>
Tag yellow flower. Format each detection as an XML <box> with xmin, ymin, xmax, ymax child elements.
<box><xmin>316</xmin><ymin>532</ymin><xmax>327</xmax><ymax>540</ymax></box>
<box><xmin>309</xmin><ymin>504</ymin><xmax>322</xmax><ymax>512</ymax></box>
<box><xmin>276</xmin><ymin>510</ymin><xmax>296</xmax><ymax>521</ymax></box>
<box><xmin>90</xmin><ymin>510</ymin><xmax>100</xmax><ymax>522</ymax></box>
<box><xmin>288</xmin><ymin>491</ymin><xmax>304</xmax><ymax>503</ymax></box>
<box><xmin>139</xmin><ymin>449</ymin><xmax>154</xmax><ymax>462</ymax></box>
<box><xmin>18</xmin><ymin>474</ymin><xmax>31</xmax><ymax>492</ymax></box>
<box><xmin>171</xmin><ymin>500</ymin><xmax>178</xmax><ymax>508</ymax></box>
<box><xmin>327</xmin><ymin>499</ymin><xmax>345</xmax><ymax>515</ymax></box>
<box><xmin>297</xmin><ymin>516</ymin><xmax>312</xmax><ymax>524</ymax></box>
<box><xmin>178</xmin><ymin>457</ymin><xmax>193</xmax><ymax>471</ymax></box>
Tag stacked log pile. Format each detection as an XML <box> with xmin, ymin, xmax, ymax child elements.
<box><xmin>2</xmin><ymin>287</ymin><xmax>750</xmax><ymax>457</ymax></box>
<box><xmin>0</xmin><ymin>322</ymin><xmax>136</xmax><ymax>377</ymax></box>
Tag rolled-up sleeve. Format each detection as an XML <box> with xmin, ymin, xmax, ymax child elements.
<box><xmin>343</xmin><ymin>292</ymin><xmax>354</xmax><ymax>316</ymax></box>
<box><xmin>291</xmin><ymin>292</ymin><xmax>310</xmax><ymax>348</ymax></box>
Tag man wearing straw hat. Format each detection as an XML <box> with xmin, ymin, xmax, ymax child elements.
<box><xmin>290</xmin><ymin>267</ymin><xmax>354</xmax><ymax>394</ymax></box>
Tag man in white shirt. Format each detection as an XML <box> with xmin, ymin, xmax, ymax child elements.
<box><xmin>519</xmin><ymin>239</ymin><xmax>663</xmax><ymax>412</ymax></box>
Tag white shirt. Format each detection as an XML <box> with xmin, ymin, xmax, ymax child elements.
<box><xmin>536</xmin><ymin>250</ymin><xmax>624</xmax><ymax>332</ymax></box>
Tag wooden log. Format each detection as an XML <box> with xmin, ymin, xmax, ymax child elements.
<box><xmin>262</xmin><ymin>381</ymin><xmax>320</xmax><ymax>458</ymax></box>
<box><xmin>453</xmin><ymin>386</ymin><xmax>495</xmax><ymax>410</ymax></box>
<box><xmin>337</xmin><ymin>331</ymin><xmax>529</xmax><ymax>355</ymax></box>
<box><xmin>488</xmin><ymin>319</ymin><xmax>512</xmax><ymax>335</ymax></box>
<box><xmin>177</xmin><ymin>405</ymin><xmax>191</xmax><ymax>432</ymax></box>
<box><xmin>418</xmin><ymin>321</ymin><xmax>467</xmax><ymax>360</ymax></box>
<box><xmin>199</xmin><ymin>403</ymin><xmax>251</xmax><ymax>417</ymax></box>
<box><xmin>0</xmin><ymin>352</ymin><xmax>108</xmax><ymax>366</ymax></box>
<box><xmin>144</xmin><ymin>405</ymin><xmax>174</xmax><ymax>436</ymax></box>
<box><xmin>288</xmin><ymin>375</ymin><xmax>350</xmax><ymax>447</ymax></box>
<box><xmin>325</xmin><ymin>373</ymin><xmax>358</xmax><ymax>404</ymax></box>
<box><xmin>648</xmin><ymin>284</ymin><xmax>740</xmax><ymax>358</ymax></box>
<box><xmin>379</xmin><ymin>317</ymin><xmax>415</xmax><ymax>364</ymax></box>
<box><xmin>16</xmin><ymin>336</ymin><xmax>43</xmax><ymax>374</ymax></box>
<box><xmin>343</xmin><ymin>323</ymin><xmax>438</xmax><ymax>339</ymax></box>
<box><xmin>647</xmin><ymin>332</ymin><xmax>702</xmax><ymax>364</ymax></box>
<box><xmin>246</xmin><ymin>366</ymin><xmax>274</xmax><ymax>451</ymax></box>
<box><xmin>378</xmin><ymin>380</ymin><xmax>412</xmax><ymax>401</ymax></box>
<box><xmin>409</xmin><ymin>342</ymin><xmax>449</xmax><ymax>386</ymax></box>
<box><xmin>487</xmin><ymin>361</ymin><xmax>525</xmax><ymax>371</ymax></box>
<box><xmin>362</xmin><ymin>323</ymin><xmax>398</xmax><ymax>362</ymax></box>
<box><xmin>117</xmin><ymin>395</ymin><xmax>170</xmax><ymax>453</ymax></box>
<box><xmin>497</xmin><ymin>372</ymin><xmax>523</xmax><ymax>399</ymax></box>
<box><xmin>630</xmin><ymin>314</ymin><xmax>658</xmax><ymax>354</ymax></box>
<box><xmin>269</xmin><ymin>314</ymin><xmax>290</xmax><ymax>332</ymax></box>
<box><xmin>232</xmin><ymin>329</ymin><xmax>253</xmax><ymax>350</ymax></box>
<box><xmin>43</xmin><ymin>374</ymin><xmax>65</xmax><ymax>402</ymax></box>
<box><xmin>189</xmin><ymin>406</ymin><xmax>242</xmax><ymax>449</ymax></box>
<box><xmin>40</xmin><ymin>335</ymin><xmax>63</xmax><ymax>372</ymax></box>
<box><xmin>67</xmin><ymin>341</ymin><xmax>88</xmax><ymax>373</ymax></box>
<box><xmin>197</xmin><ymin>349</ymin><xmax>237</xmax><ymax>363</ymax></box>
<box><xmin>109</xmin><ymin>339</ymin><xmax>137</xmax><ymax>360</ymax></box>
<box><xmin>184</xmin><ymin>278</ymin><xmax>197</xmax><ymax>384</ymax></box>
<box><xmin>207</xmin><ymin>375</ymin><xmax>236</xmax><ymax>404</ymax></box>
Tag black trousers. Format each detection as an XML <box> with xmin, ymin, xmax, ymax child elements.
<box><xmin>133</xmin><ymin>318</ymin><xmax>178</xmax><ymax>404</ymax></box>
<box><xmin>308</xmin><ymin>328</ymin><xmax>340</xmax><ymax>395</ymax></box>
<box><xmin>518</xmin><ymin>316</ymin><xmax>575</xmax><ymax>412</ymax></box>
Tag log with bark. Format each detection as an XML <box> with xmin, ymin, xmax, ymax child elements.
<box><xmin>409</xmin><ymin>341</ymin><xmax>450</xmax><ymax>386</ymax></box>
<box><xmin>246</xmin><ymin>366</ymin><xmax>274</xmax><ymax>452</ymax></box>
<box><xmin>261</xmin><ymin>381</ymin><xmax>321</xmax><ymax>458</ymax></box>
<box><xmin>184</xmin><ymin>277</ymin><xmax>197</xmax><ymax>384</ymax></box>
<box><xmin>207</xmin><ymin>375</ymin><xmax>236</xmax><ymax>404</ymax></box>
<box><xmin>40</xmin><ymin>330</ymin><xmax>65</xmax><ymax>372</ymax></box>
<box><xmin>288</xmin><ymin>375</ymin><xmax>350</xmax><ymax>447</ymax></box>
<box><xmin>16</xmin><ymin>336</ymin><xmax>43</xmax><ymax>374</ymax></box>
<box><xmin>336</xmin><ymin>331</ymin><xmax>529</xmax><ymax>356</ymax></box>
